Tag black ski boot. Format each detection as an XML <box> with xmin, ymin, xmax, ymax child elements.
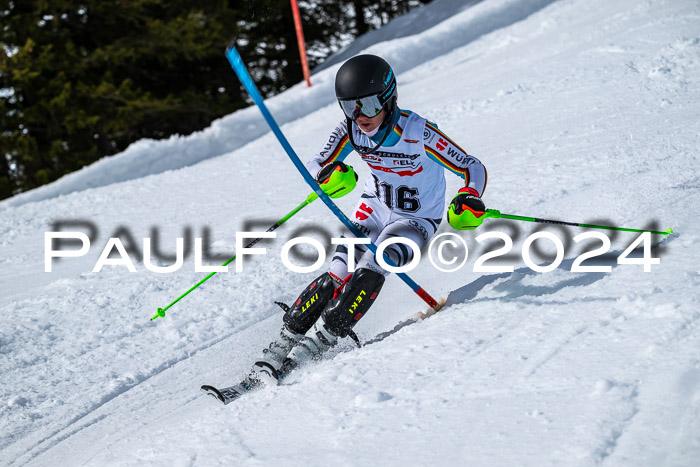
<box><xmin>250</xmin><ymin>272</ymin><xmax>338</xmax><ymax>385</ymax></box>
<box><xmin>282</xmin><ymin>268</ymin><xmax>385</xmax><ymax>376</ymax></box>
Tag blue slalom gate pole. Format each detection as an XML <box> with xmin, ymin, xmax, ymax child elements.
<box><xmin>225</xmin><ymin>44</ymin><xmax>439</xmax><ymax>309</ymax></box>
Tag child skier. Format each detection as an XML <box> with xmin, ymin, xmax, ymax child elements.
<box><xmin>249</xmin><ymin>54</ymin><xmax>488</xmax><ymax>389</ymax></box>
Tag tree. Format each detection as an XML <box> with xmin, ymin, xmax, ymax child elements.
<box><xmin>0</xmin><ymin>0</ymin><xmax>245</xmax><ymax>199</ymax></box>
<box><xmin>0</xmin><ymin>0</ymin><xmax>432</xmax><ymax>201</ymax></box>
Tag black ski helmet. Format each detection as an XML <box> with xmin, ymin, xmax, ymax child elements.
<box><xmin>335</xmin><ymin>54</ymin><xmax>397</xmax><ymax>107</ymax></box>
<box><xmin>335</xmin><ymin>54</ymin><xmax>398</xmax><ymax>154</ymax></box>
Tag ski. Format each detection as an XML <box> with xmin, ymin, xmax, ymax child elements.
<box><xmin>200</xmin><ymin>380</ymin><xmax>257</xmax><ymax>405</ymax></box>
<box><xmin>200</xmin><ymin>300</ymin><xmax>447</xmax><ymax>405</ymax></box>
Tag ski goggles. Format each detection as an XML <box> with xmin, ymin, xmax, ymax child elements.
<box><xmin>338</xmin><ymin>95</ymin><xmax>385</xmax><ymax>120</ymax></box>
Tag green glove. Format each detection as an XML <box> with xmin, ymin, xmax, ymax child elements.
<box><xmin>317</xmin><ymin>161</ymin><xmax>358</xmax><ymax>198</ymax></box>
<box><xmin>448</xmin><ymin>187</ymin><xmax>486</xmax><ymax>230</ymax></box>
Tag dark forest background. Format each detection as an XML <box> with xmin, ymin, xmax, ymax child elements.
<box><xmin>0</xmin><ymin>0</ymin><xmax>431</xmax><ymax>200</ymax></box>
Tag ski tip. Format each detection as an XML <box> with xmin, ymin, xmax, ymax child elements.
<box><xmin>200</xmin><ymin>385</ymin><xmax>225</xmax><ymax>404</ymax></box>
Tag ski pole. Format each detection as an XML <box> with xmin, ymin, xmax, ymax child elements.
<box><xmin>151</xmin><ymin>192</ymin><xmax>320</xmax><ymax>321</ymax></box>
<box><xmin>485</xmin><ymin>209</ymin><xmax>673</xmax><ymax>236</ymax></box>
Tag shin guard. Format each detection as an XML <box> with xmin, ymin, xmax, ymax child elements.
<box><xmin>283</xmin><ymin>272</ymin><xmax>337</xmax><ymax>334</ymax></box>
<box><xmin>322</xmin><ymin>268</ymin><xmax>385</xmax><ymax>338</ymax></box>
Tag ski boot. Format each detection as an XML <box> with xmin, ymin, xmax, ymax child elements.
<box><xmin>282</xmin><ymin>268</ymin><xmax>385</xmax><ymax>376</ymax></box>
<box><xmin>250</xmin><ymin>272</ymin><xmax>338</xmax><ymax>385</ymax></box>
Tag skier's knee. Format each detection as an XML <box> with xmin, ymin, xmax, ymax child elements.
<box><xmin>383</xmin><ymin>243</ymin><xmax>414</xmax><ymax>268</ymax></box>
<box><xmin>321</xmin><ymin>268</ymin><xmax>385</xmax><ymax>337</ymax></box>
<box><xmin>283</xmin><ymin>272</ymin><xmax>337</xmax><ymax>334</ymax></box>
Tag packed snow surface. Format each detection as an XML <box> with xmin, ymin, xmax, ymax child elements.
<box><xmin>1</xmin><ymin>0</ymin><xmax>699</xmax><ymax>465</ymax></box>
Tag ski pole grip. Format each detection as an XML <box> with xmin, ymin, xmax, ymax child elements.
<box><xmin>485</xmin><ymin>209</ymin><xmax>502</xmax><ymax>219</ymax></box>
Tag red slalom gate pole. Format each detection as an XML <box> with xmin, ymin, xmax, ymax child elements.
<box><xmin>290</xmin><ymin>0</ymin><xmax>312</xmax><ymax>87</ymax></box>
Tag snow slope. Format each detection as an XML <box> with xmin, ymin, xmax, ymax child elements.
<box><xmin>1</xmin><ymin>0</ymin><xmax>699</xmax><ymax>465</ymax></box>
